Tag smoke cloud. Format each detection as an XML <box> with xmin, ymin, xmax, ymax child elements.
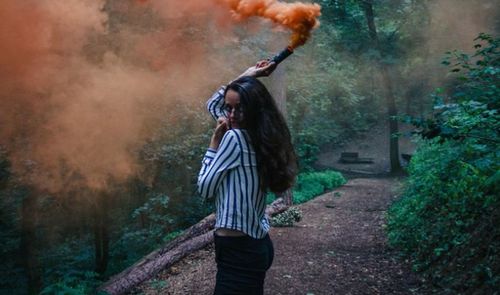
<box><xmin>408</xmin><ymin>0</ymin><xmax>499</xmax><ymax>101</ymax></box>
<box><xmin>427</xmin><ymin>0</ymin><xmax>499</xmax><ymax>55</ymax></box>
<box><xmin>1</xmin><ymin>0</ymin><xmax>317</xmax><ymax>193</ymax></box>
<box><xmin>216</xmin><ymin>0</ymin><xmax>321</xmax><ymax>48</ymax></box>
<box><xmin>1</xmin><ymin>1</ymin><xmax>161</xmax><ymax>191</ymax></box>
<box><xmin>0</xmin><ymin>0</ymin><xmax>226</xmax><ymax>192</ymax></box>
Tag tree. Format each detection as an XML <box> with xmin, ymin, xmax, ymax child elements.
<box><xmin>360</xmin><ymin>0</ymin><xmax>403</xmax><ymax>173</ymax></box>
<box><xmin>20</xmin><ymin>189</ymin><xmax>42</xmax><ymax>294</ymax></box>
<box><xmin>94</xmin><ymin>192</ymin><xmax>110</xmax><ymax>276</ymax></box>
<box><xmin>388</xmin><ymin>34</ymin><xmax>500</xmax><ymax>292</ymax></box>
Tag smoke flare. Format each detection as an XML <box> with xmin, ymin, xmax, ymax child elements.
<box><xmin>217</xmin><ymin>0</ymin><xmax>321</xmax><ymax>48</ymax></box>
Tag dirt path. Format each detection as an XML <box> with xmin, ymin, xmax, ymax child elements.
<box><xmin>136</xmin><ymin>176</ymin><xmax>431</xmax><ymax>295</ymax></box>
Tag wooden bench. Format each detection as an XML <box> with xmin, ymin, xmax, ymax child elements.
<box><xmin>339</xmin><ymin>152</ymin><xmax>374</xmax><ymax>164</ymax></box>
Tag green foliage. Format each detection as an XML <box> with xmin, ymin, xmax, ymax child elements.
<box><xmin>38</xmin><ymin>238</ymin><xmax>100</xmax><ymax>295</ymax></box>
<box><xmin>132</xmin><ymin>193</ymin><xmax>173</xmax><ymax>227</ymax></box>
<box><xmin>266</xmin><ymin>170</ymin><xmax>346</xmax><ymax>205</ymax></box>
<box><xmin>108</xmin><ymin>192</ymin><xmax>184</xmax><ymax>274</ymax></box>
<box><xmin>387</xmin><ymin>34</ymin><xmax>500</xmax><ymax>293</ymax></box>
<box><xmin>270</xmin><ymin>207</ymin><xmax>302</xmax><ymax>227</ymax></box>
<box><xmin>109</xmin><ymin>227</ymin><xmax>183</xmax><ymax>276</ymax></box>
<box><xmin>293</xmin><ymin>170</ymin><xmax>347</xmax><ymax>204</ymax></box>
<box><xmin>406</xmin><ymin>33</ymin><xmax>499</xmax><ymax>143</ymax></box>
<box><xmin>40</xmin><ymin>271</ymin><xmax>100</xmax><ymax>295</ymax></box>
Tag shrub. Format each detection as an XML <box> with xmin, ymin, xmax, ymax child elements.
<box><xmin>270</xmin><ymin>207</ymin><xmax>302</xmax><ymax>227</ymax></box>
<box><xmin>387</xmin><ymin>34</ymin><xmax>499</xmax><ymax>293</ymax></box>
<box><xmin>293</xmin><ymin>170</ymin><xmax>346</xmax><ymax>204</ymax></box>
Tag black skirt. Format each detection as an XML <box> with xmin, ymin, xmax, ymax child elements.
<box><xmin>213</xmin><ymin>233</ymin><xmax>274</xmax><ymax>295</ymax></box>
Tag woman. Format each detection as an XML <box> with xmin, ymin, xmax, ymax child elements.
<box><xmin>198</xmin><ymin>60</ymin><xmax>297</xmax><ymax>295</ymax></box>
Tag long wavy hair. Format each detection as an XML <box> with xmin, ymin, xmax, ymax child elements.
<box><xmin>225</xmin><ymin>76</ymin><xmax>297</xmax><ymax>193</ymax></box>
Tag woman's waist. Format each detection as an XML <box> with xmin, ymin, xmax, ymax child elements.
<box><xmin>214</xmin><ymin>218</ymin><xmax>270</xmax><ymax>238</ymax></box>
<box><xmin>214</xmin><ymin>227</ymin><xmax>270</xmax><ymax>242</ymax></box>
<box><xmin>215</xmin><ymin>228</ymin><xmax>246</xmax><ymax>237</ymax></box>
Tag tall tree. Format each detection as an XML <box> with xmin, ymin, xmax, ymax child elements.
<box><xmin>269</xmin><ymin>66</ymin><xmax>293</xmax><ymax>205</ymax></box>
<box><xmin>360</xmin><ymin>0</ymin><xmax>403</xmax><ymax>173</ymax></box>
<box><xmin>20</xmin><ymin>189</ymin><xmax>42</xmax><ymax>294</ymax></box>
<box><xmin>94</xmin><ymin>192</ymin><xmax>110</xmax><ymax>276</ymax></box>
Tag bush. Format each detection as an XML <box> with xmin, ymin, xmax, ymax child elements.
<box><xmin>387</xmin><ymin>34</ymin><xmax>499</xmax><ymax>293</ymax></box>
<box><xmin>387</xmin><ymin>139</ymin><xmax>499</xmax><ymax>291</ymax></box>
<box><xmin>265</xmin><ymin>170</ymin><xmax>346</xmax><ymax>205</ymax></box>
<box><xmin>293</xmin><ymin>170</ymin><xmax>347</xmax><ymax>204</ymax></box>
<box><xmin>270</xmin><ymin>207</ymin><xmax>302</xmax><ymax>227</ymax></box>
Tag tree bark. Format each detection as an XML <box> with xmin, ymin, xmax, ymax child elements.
<box><xmin>98</xmin><ymin>198</ymin><xmax>290</xmax><ymax>295</ymax></box>
<box><xmin>381</xmin><ymin>66</ymin><xmax>402</xmax><ymax>173</ymax></box>
<box><xmin>269</xmin><ymin>63</ymin><xmax>287</xmax><ymax>117</ymax></box>
<box><xmin>20</xmin><ymin>189</ymin><xmax>42</xmax><ymax>294</ymax></box>
<box><xmin>361</xmin><ymin>0</ymin><xmax>403</xmax><ymax>173</ymax></box>
<box><xmin>94</xmin><ymin>193</ymin><xmax>110</xmax><ymax>276</ymax></box>
<box><xmin>269</xmin><ymin>65</ymin><xmax>294</xmax><ymax>206</ymax></box>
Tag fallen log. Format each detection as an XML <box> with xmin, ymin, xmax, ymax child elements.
<box><xmin>98</xmin><ymin>197</ymin><xmax>290</xmax><ymax>295</ymax></box>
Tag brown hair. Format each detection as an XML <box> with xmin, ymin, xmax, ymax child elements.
<box><xmin>226</xmin><ymin>76</ymin><xmax>297</xmax><ymax>193</ymax></box>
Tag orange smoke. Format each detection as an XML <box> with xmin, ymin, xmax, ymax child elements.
<box><xmin>217</xmin><ymin>0</ymin><xmax>321</xmax><ymax>48</ymax></box>
<box><xmin>2</xmin><ymin>0</ymin><xmax>320</xmax><ymax>194</ymax></box>
<box><xmin>0</xmin><ymin>0</ymin><xmax>219</xmax><ymax>193</ymax></box>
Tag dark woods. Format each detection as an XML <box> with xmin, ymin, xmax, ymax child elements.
<box><xmin>0</xmin><ymin>0</ymin><xmax>498</xmax><ymax>293</ymax></box>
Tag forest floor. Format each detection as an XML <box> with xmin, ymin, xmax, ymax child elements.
<box><xmin>135</xmin><ymin>176</ymin><xmax>434</xmax><ymax>295</ymax></box>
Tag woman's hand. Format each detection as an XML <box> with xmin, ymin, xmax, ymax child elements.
<box><xmin>209</xmin><ymin>117</ymin><xmax>228</xmax><ymax>149</ymax></box>
<box><xmin>237</xmin><ymin>60</ymin><xmax>277</xmax><ymax>79</ymax></box>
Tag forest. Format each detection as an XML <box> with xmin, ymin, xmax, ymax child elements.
<box><xmin>0</xmin><ymin>0</ymin><xmax>498</xmax><ymax>294</ymax></box>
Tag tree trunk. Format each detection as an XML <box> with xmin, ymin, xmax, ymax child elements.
<box><xmin>381</xmin><ymin>66</ymin><xmax>402</xmax><ymax>173</ymax></box>
<box><xmin>98</xmin><ymin>198</ymin><xmax>290</xmax><ymax>295</ymax></box>
<box><xmin>94</xmin><ymin>193</ymin><xmax>110</xmax><ymax>276</ymax></box>
<box><xmin>269</xmin><ymin>63</ymin><xmax>287</xmax><ymax>117</ymax></box>
<box><xmin>269</xmin><ymin>66</ymin><xmax>294</xmax><ymax>206</ymax></box>
<box><xmin>361</xmin><ymin>0</ymin><xmax>402</xmax><ymax>173</ymax></box>
<box><xmin>419</xmin><ymin>82</ymin><xmax>425</xmax><ymax>118</ymax></box>
<box><xmin>20</xmin><ymin>189</ymin><xmax>42</xmax><ymax>294</ymax></box>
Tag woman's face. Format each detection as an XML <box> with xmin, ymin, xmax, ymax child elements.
<box><xmin>225</xmin><ymin>89</ymin><xmax>244</xmax><ymax>129</ymax></box>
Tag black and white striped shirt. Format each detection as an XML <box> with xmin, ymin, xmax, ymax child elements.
<box><xmin>197</xmin><ymin>87</ymin><xmax>270</xmax><ymax>239</ymax></box>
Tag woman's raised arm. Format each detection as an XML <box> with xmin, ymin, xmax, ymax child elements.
<box><xmin>206</xmin><ymin>60</ymin><xmax>276</xmax><ymax>120</ymax></box>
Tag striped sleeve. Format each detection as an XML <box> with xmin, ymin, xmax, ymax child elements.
<box><xmin>197</xmin><ymin>130</ymin><xmax>241</xmax><ymax>200</ymax></box>
<box><xmin>206</xmin><ymin>86</ymin><xmax>227</xmax><ymax>121</ymax></box>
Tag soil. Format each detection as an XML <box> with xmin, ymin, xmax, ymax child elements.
<box><xmin>135</xmin><ymin>176</ymin><xmax>433</xmax><ymax>295</ymax></box>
